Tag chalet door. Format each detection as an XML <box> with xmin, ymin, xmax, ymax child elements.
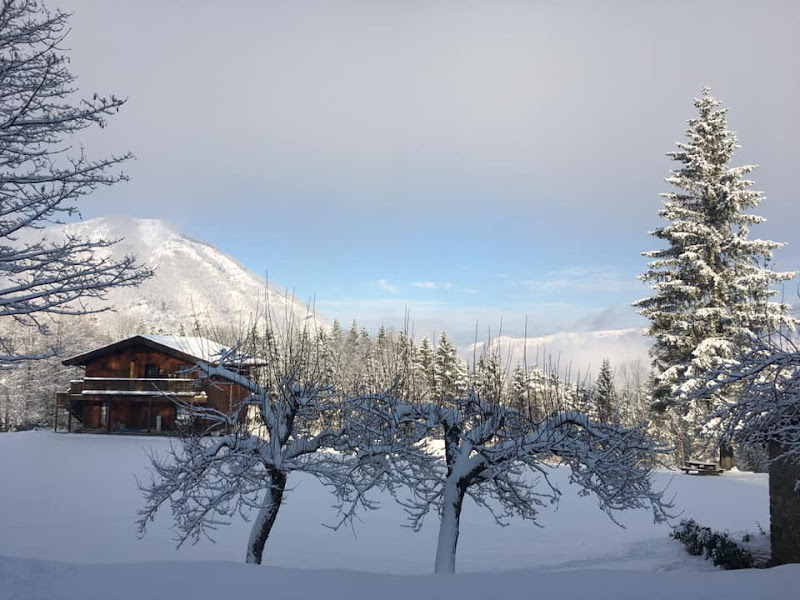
<box><xmin>129</xmin><ymin>404</ymin><xmax>147</xmax><ymax>431</ymax></box>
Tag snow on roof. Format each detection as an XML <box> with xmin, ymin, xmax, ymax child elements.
<box><xmin>138</xmin><ymin>335</ymin><xmax>229</xmax><ymax>363</ymax></box>
<box><xmin>62</xmin><ymin>334</ymin><xmax>262</xmax><ymax>367</ymax></box>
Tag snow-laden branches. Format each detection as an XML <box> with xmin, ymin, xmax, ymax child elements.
<box><xmin>685</xmin><ymin>331</ymin><xmax>800</xmax><ymax>563</ymax></box>
<box><xmin>634</xmin><ymin>89</ymin><xmax>795</xmax><ymax>419</ymax></box>
<box><xmin>341</xmin><ymin>390</ymin><xmax>672</xmax><ymax>573</ymax></box>
<box><xmin>0</xmin><ymin>0</ymin><xmax>151</xmax><ymax>362</ymax></box>
<box><xmin>139</xmin><ymin>323</ymin><xmax>671</xmax><ymax>573</ymax></box>
<box><xmin>688</xmin><ymin>332</ymin><xmax>800</xmax><ymax>474</ymax></box>
<box><xmin>137</xmin><ymin>328</ymin><xmax>371</xmax><ymax>566</ymax></box>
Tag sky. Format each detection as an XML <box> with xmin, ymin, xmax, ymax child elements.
<box><xmin>54</xmin><ymin>0</ymin><xmax>800</xmax><ymax>344</ymax></box>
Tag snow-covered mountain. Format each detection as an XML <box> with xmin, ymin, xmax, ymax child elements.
<box><xmin>464</xmin><ymin>328</ymin><xmax>652</xmax><ymax>376</ymax></box>
<box><xmin>22</xmin><ymin>216</ymin><xmax>651</xmax><ymax>371</ymax></box>
<box><xmin>33</xmin><ymin>216</ymin><xmax>320</xmax><ymax>337</ymax></box>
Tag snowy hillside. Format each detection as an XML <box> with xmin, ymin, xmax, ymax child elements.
<box><xmin>27</xmin><ymin>216</ymin><xmax>320</xmax><ymax>336</ymax></box>
<box><xmin>465</xmin><ymin>328</ymin><xmax>652</xmax><ymax>375</ymax></box>
<box><xmin>0</xmin><ymin>431</ymin><xmax>796</xmax><ymax>600</ymax></box>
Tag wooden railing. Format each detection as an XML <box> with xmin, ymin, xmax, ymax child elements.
<box><xmin>70</xmin><ymin>377</ymin><xmax>205</xmax><ymax>398</ymax></box>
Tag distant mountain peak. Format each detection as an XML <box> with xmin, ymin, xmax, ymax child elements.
<box><xmin>38</xmin><ymin>216</ymin><xmax>322</xmax><ymax>337</ymax></box>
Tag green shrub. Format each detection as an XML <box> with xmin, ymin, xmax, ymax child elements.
<box><xmin>671</xmin><ymin>519</ymin><xmax>760</xmax><ymax>570</ymax></box>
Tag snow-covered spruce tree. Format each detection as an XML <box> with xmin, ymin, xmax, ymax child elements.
<box><xmin>473</xmin><ymin>344</ymin><xmax>506</xmax><ymax>405</ymax></box>
<box><xmin>137</xmin><ymin>324</ymin><xmax>376</xmax><ymax>565</ymax></box>
<box><xmin>345</xmin><ymin>389</ymin><xmax>670</xmax><ymax>574</ymax></box>
<box><xmin>433</xmin><ymin>332</ymin><xmax>469</xmax><ymax>406</ymax></box>
<box><xmin>414</xmin><ymin>335</ymin><xmax>436</xmax><ymax>398</ymax></box>
<box><xmin>0</xmin><ymin>0</ymin><xmax>151</xmax><ymax>364</ymax></box>
<box><xmin>509</xmin><ymin>364</ymin><xmax>531</xmax><ymax>415</ymax></box>
<box><xmin>593</xmin><ymin>358</ymin><xmax>616</xmax><ymax>424</ymax></box>
<box><xmin>691</xmin><ymin>333</ymin><xmax>800</xmax><ymax>564</ymax></box>
<box><xmin>634</xmin><ymin>88</ymin><xmax>795</xmax><ymax>463</ymax></box>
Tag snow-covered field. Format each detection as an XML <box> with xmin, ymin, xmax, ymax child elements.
<box><xmin>0</xmin><ymin>431</ymin><xmax>796</xmax><ymax>599</ymax></box>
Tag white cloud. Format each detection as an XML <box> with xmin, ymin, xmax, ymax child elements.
<box><xmin>520</xmin><ymin>267</ymin><xmax>640</xmax><ymax>296</ymax></box>
<box><xmin>375</xmin><ymin>280</ymin><xmax>398</xmax><ymax>294</ymax></box>
<box><xmin>313</xmin><ymin>296</ymin><xmax>644</xmax><ymax>347</ymax></box>
<box><xmin>464</xmin><ymin>329</ymin><xmax>651</xmax><ymax>374</ymax></box>
<box><xmin>411</xmin><ymin>281</ymin><xmax>454</xmax><ymax>291</ymax></box>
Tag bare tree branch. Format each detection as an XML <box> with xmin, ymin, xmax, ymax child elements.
<box><xmin>0</xmin><ymin>0</ymin><xmax>151</xmax><ymax>363</ymax></box>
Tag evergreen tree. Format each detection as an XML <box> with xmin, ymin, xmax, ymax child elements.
<box><xmin>473</xmin><ymin>347</ymin><xmax>506</xmax><ymax>405</ymax></box>
<box><xmin>593</xmin><ymin>358</ymin><xmax>616</xmax><ymax>424</ymax></box>
<box><xmin>414</xmin><ymin>335</ymin><xmax>436</xmax><ymax>400</ymax></box>
<box><xmin>509</xmin><ymin>364</ymin><xmax>530</xmax><ymax>415</ymax></box>
<box><xmin>392</xmin><ymin>329</ymin><xmax>416</xmax><ymax>401</ymax></box>
<box><xmin>635</xmin><ymin>89</ymin><xmax>795</xmax><ymax>411</ymax></box>
<box><xmin>358</xmin><ymin>326</ymin><xmax>376</xmax><ymax>386</ymax></box>
<box><xmin>433</xmin><ymin>332</ymin><xmax>468</xmax><ymax>405</ymax></box>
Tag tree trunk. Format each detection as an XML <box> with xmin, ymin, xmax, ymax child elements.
<box><xmin>433</xmin><ymin>478</ymin><xmax>466</xmax><ymax>574</ymax></box>
<box><xmin>768</xmin><ymin>443</ymin><xmax>800</xmax><ymax>565</ymax></box>
<box><xmin>719</xmin><ymin>441</ymin><xmax>735</xmax><ymax>470</ymax></box>
<box><xmin>246</xmin><ymin>469</ymin><xmax>287</xmax><ymax>565</ymax></box>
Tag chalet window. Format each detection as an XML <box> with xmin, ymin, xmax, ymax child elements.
<box><xmin>144</xmin><ymin>363</ymin><xmax>158</xmax><ymax>378</ymax></box>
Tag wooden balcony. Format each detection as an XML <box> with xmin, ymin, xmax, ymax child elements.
<box><xmin>56</xmin><ymin>378</ymin><xmax>210</xmax><ymax>435</ymax></box>
<box><xmin>69</xmin><ymin>377</ymin><xmax>208</xmax><ymax>401</ymax></box>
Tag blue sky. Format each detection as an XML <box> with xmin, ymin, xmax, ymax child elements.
<box><xmin>57</xmin><ymin>0</ymin><xmax>800</xmax><ymax>344</ymax></box>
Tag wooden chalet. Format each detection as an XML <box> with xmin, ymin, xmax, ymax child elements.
<box><xmin>55</xmin><ymin>335</ymin><xmax>253</xmax><ymax>434</ymax></box>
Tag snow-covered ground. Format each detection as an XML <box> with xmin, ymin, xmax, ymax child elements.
<box><xmin>0</xmin><ymin>431</ymin><xmax>796</xmax><ymax>599</ymax></box>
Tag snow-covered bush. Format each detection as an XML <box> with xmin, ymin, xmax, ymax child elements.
<box><xmin>671</xmin><ymin>519</ymin><xmax>766</xmax><ymax>570</ymax></box>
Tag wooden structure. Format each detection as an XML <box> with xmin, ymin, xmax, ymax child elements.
<box><xmin>680</xmin><ymin>459</ymin><xmax>724</xmax><ymax>475</ymax></box>
<box><xmin>55</xmin><ymin>335</ymin><xmax>253</xmax><ymax>434</ymax></box>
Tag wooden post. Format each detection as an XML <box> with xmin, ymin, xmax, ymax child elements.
<box><xmin>106</xmin><ymin>401</ymin><xmax>111</xmax><ymax>434</ymax></box>
<box><xmin>147</xmin><ymin>398</ymin><xmax>152</xmax><ymax>434</ymax></box>
<box><xmin>67</xmin><ymin>399</ymin><xmax>72</xmax><ymax>433</ymax></box>
<box><xmin>769</xmin><ymin>441</ymin><xmax>800</xmax><ymax>564</ymax></box>
<box><xmin>54</xmin><ymin>396</ymin><xmax>58</xmax><ymax>432</ymax></box>
<box><xmin>719</xmin><ymin>442</ymin><xmax>735</xmax><ymax>470</ymax></box>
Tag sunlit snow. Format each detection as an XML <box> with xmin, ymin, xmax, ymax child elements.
<box><xmin>0</xmin><ymin>431</ymin><xmax>795</xmax><ymax>599</ymax></box>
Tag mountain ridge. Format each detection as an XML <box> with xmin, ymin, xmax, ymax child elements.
<box><xmin>30</xmin><ymin>216</ymin><xmax>321</xmax><ymax>338</ymax></box>
<box><xmin>24</xmin><ymin>216</ymin><xmax>652</xmax><ymax>371</ymax></box>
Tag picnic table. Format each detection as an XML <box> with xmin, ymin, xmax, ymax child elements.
<box><xmin>680</xmin><ymin>460</ymin><xmax>724</xmax><ymax>475</ymax></box>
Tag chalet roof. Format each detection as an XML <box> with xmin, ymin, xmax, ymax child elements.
<box><xmin>62</xmin><ymin>334</ymin><xmax>236</xmax><ymax>367</ymax></box>
<box><xmin>138</xmin><ymin>335</ymin><xmax>229</xmax><ymax>362</ymax></box>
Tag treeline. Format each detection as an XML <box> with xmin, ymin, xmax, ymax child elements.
<box><xmin>0</xmin><ymin>315</ymin><xmax>725</xmax><ymax>468</ymax></box>
<box><xmin>0</xmin><ymin>319</ymin><xmax>110</xmax><ymax>432</ymax></box>
<box><xmin>233</xmin><ymin>320</ymin><xmax>663</xmax><ymax>450</ymax></box>
<box><xmin>0</xmin><ymin>317</ymin><xmax>649</xmax><ymax>435</ymax></box>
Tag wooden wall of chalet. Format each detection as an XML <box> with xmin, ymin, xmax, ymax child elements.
<box><xmin>84</xmin><ymin>344</ymin><xmax>194</xmax><ymax>379</ymax></box>
<box><xmin>79</xmin><ymin>399</ymin><xmax>175</xmax><ymax>431</ymax></box>
<box><xmin>75</xmin><ymin>343</ymin><xmax>253</xmax><ymax>432</ymax></box>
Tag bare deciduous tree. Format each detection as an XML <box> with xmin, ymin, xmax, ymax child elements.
<box><xmin>344</xmin><ymin>389</ymin><xmax>672</xmax><ymax>574</ymax></box>
<box><xmin>136</xmin><ymin>327</ymin><xmax>368</xmax><ymax>565</ymax></box>
<box><xmin>689</xmin><ymin>332</ymin><xmax>800</xmax><ymax>564</ymax></box>
<box><xmin>0</xmin><ymin>0</ymin><xmax>151</xmax><ymax>363</ymax></box>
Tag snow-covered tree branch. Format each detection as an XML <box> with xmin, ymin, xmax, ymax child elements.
<box><xmin>690</xmin><ymin>332</ymin><xmax>800</xmax><ymax>471</ymax></box>
<box><xmin>0</xmin><ymin>0</ymin><xmax>151</xmax><ymax>363</ymax></box>
<box><xmin>343</xmin><ymin>388</ymin><xmax>671</xmax><ymax>574</ymax></box>
<box><xmin>686</xmin><ymin>330</ymin><xmax>800</xmax><ymax>564</ymax></box>
<box><xmin>137</xmin><ymin>326</ymin><xmax>375</xmax><ymax>565</ymax></box>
